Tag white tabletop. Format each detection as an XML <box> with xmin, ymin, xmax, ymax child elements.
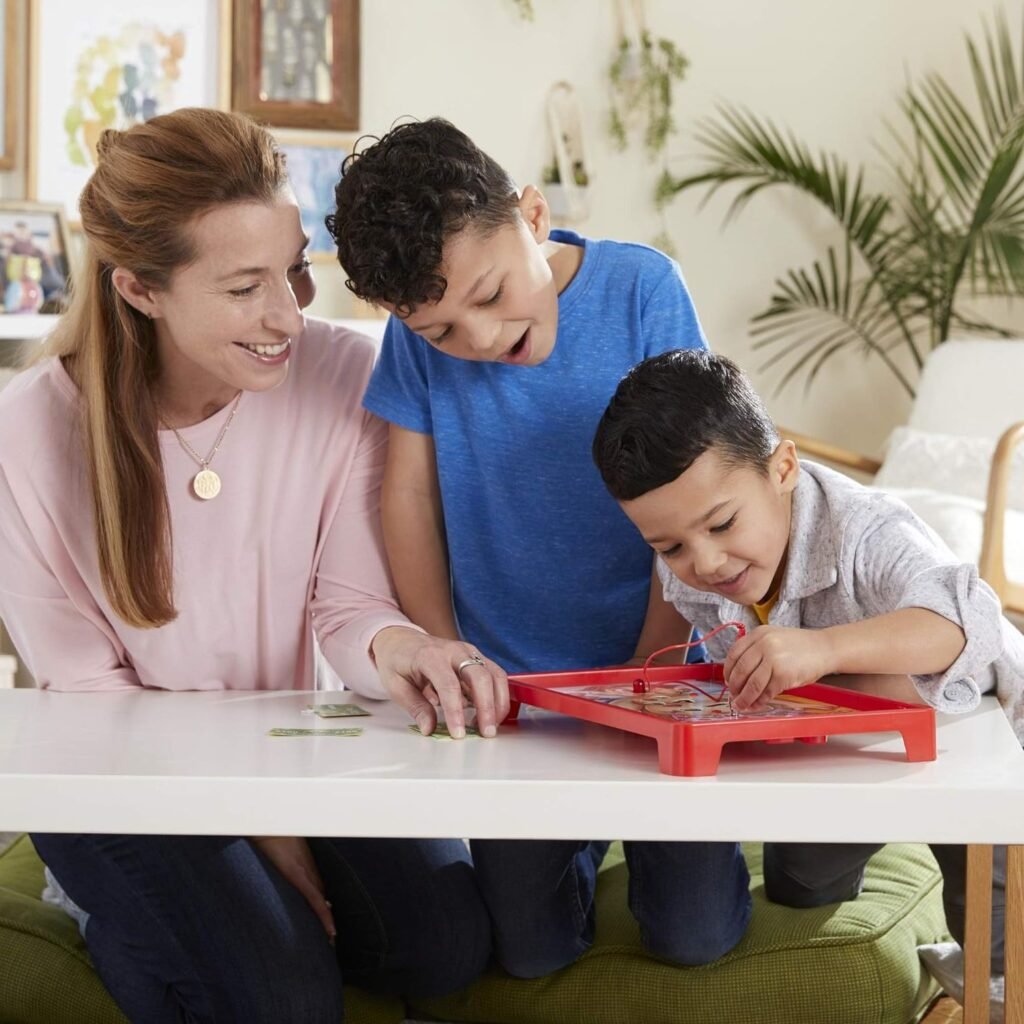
<box><xmin>2</xmin><ymin>688</ymin><xmax>1022</xmax><ymax>844</ymax></box>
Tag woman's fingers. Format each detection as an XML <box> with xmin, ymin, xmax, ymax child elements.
<box><xmin>252</xmin><ymin>837</ymin><xmax>336</xmax><ymax>941</ymax></box>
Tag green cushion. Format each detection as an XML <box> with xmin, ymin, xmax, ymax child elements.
<box><xmin>413</xmin><ymin>842</ymin><xmax>949</xmax><ymax>1024</ymax></box>
<box><xmin>0</xmin><ymin>836</ymin><xmax>404</xmax><ymax>1024</ymax></box>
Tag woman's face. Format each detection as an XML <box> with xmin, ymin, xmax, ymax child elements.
<box><xmin>150</xmin><ymin>194</ymin><xmax>315</xmax><ymax>403</ymax></box>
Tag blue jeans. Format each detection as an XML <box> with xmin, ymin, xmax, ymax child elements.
<box><xmin>470</xmin><ymin>839</ymin><xmax>751</xmax><ymax>977</ymax></box>
<box><xmin>31</xmin><ymin>833</ymin><xmax>491</xmax><ymax>1023</ymax></box>
<box><xmin>764</xmin><ymin>841</ymin><xmax>1006</xmax><ymax>974</ymax></box>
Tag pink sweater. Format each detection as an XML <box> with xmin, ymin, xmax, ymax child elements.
<box><xmin>0</xmin><ymin>317</ymin><xmax>410</xmax><ymax>697</ymax></box>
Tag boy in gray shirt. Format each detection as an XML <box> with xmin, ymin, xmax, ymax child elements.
<box><xmin>593</xmin><ymin>348</ymin><xmax>1024</xmax><ymax>975</ymax></box>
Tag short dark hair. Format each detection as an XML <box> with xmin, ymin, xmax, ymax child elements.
<box><xmin>326</xmin><ymin>118</ymin><xmax>520</xmax><ymax>316</ymax></box>
<box><xmin>593</xmin><ymin>349</ymin><xmax>780</xmax><ymax>501</ymax></box>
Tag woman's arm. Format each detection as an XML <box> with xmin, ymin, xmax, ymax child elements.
<box><xmin>0</xmin><ymin>466</ymin><xmax>142</xmax><ymax>690</ymax></box>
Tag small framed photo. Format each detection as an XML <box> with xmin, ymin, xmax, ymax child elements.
<box><xmin>0</xmin><ymin>202</ymin><xmax>73</xmax><ymax>314</ymax></box>
<box><xmin>0</xmin><ymin>0</ymin><xmax>17</xmax><ymax>171</ymax></box>
<box><xmin>233</xmin><ymin>0</ymin><xmax>359</xmax><ymax>131</ymax></box>
<box><xmin>278</xmin><ymin>133</ymin><xmax>350</xmax><ymax>261</ymax></box>
<box><xmin>28</xmin><ymin>0</ymin><xmax>231</xmax><ymax>224</ymax></box>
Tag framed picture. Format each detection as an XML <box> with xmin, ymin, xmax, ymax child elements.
<box><xmin>234</xmin><ymin>0</ymin><xmax>359</xmax><ymax>131</ymax></box>
<box><xmin>0</xmin><ymin>0</ymin><xmax>16</xmax><ymax>171</ymax></box>
<box><xmin>27</xmin><ymin>0</ymin><xmax>231</xmax><ymax>224</ymax></box>
<box><xmin>0</xmin><ymin>202</ymin><xmax>73</xmax><ymax>315</ymax></box>
<box><xmin>278</xmin><ymin>133</ymin><xmax>350</xmax><ymax>261</ymax></box>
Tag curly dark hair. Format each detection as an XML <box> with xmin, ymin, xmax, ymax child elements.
<box><xmin>325</xmin><ymin>118</ymin><xmax>520</xmax><ymax>315</ymax></box>
<box><xmin>593</xmin><ymin>349</ymin><xmax>780</xmax><ymax>501</ymax></box>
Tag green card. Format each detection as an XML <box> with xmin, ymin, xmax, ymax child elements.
<box><xmin>303</xmin><ymin>703</ymin><xmax>371</xmax><ymax>718</ymax></box>
<box><xmin>269</xmin><ymin>727</ymin><xmax>363</xmax><ymax>737</ymax></box>
<box><xmin>408</xmin><ymin>723</ymin><xmax>482</xmax><ymax>740</ymax></box>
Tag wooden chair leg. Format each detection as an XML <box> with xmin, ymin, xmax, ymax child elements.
<box><xmin>965</xmin><ymin>844</ymin><xmax>993</xmax><ymax>1024</ymax></box>
<box><xmin>1005</xmin><ymin>845</ymin><xmax>1024</xmax><ymax>1024</ymax></box>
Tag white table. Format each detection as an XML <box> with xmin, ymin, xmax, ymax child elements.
<box><xmin>2</xmin><ymin>686</ymin><xmax>1022</xmax><ymax>1023</ymax></box>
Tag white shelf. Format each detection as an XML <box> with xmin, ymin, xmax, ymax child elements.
<box><xmin>0</xmin><ymin>315</ymin><xmax>59</xmax><ymax>341</ymax></box>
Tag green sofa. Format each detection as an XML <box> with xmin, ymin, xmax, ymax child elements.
<box><xmin>0</xmin><ymin>836</ymin><xmax>946</xmax><ymax>1024</ymax></box>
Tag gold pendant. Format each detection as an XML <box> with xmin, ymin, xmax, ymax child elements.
<box><xmin>192</xmin><ymin>468</ymin><xmax>222</xmax><ymax>500</ymax></box>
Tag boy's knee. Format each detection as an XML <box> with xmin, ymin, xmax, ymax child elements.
<box><xmin>494</xmin><ymin>935</ymin><xmax>590</xmax><ymax>979</ymax></box>
<box><xmin>641</xmin><ymin>901</ymin><xmax>750</xmax><ymax>966</ymax></box>
<box><xmin>763</xmin><ymin>842</ymin><xmax>877</xmax><ymax>908</ymax></box>
<box><xmin>401</xmin><ymin>892</ymin><xmax>493</xmax><ymax>997</ymax></box>
<box><xmin>643</xmin><ymin>917</ymin><xmax>749</xmax><ymax>962</ymax></box>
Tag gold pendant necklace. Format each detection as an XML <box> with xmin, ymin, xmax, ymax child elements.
<box><xmin>161</xmin><ymin>392</ymin><xmax>243</xmax><ymax>501</ymax></box>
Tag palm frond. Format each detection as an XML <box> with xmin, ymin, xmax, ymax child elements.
<box><xmin>664</xmin><ymin>105</ymin><xmax>893</xmax><ymax>260</ymax></box>
<box><xmin>747</xmin><ymin>249</ymin><xmax>919</xmax><ymax>396</ymax></box>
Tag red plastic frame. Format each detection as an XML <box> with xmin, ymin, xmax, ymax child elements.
<box><xmin>506</xmin><ymin>662</ymin><xmax>936</xmax><ymax>777</ymax></box>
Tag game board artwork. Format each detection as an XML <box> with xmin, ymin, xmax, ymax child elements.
<box><xmin>550</xmin><ymin>680</ymin><xmax>856</xmax><ymax>722</ymax></box>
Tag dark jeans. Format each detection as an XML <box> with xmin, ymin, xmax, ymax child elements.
<box><xmin>470</xmin><ymin>838</ymin><xmax>751</xmax><ymax>977</ymax></box>
<box><xmin>764</xmin><ymin>841</ymin><xmax>1007</xmax><ymax>973</ymax></box>
<box><xmin>31</xmin><ymin>833</ymin><xmax>491</xmax><ymax>1024</ymax></box>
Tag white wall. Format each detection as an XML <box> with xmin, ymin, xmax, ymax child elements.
<box><xmin>8</xmin><ymin>1</ymin><xmax>1018</xmax><ymax>452</ymax></box>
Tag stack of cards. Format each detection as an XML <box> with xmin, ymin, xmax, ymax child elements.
<box><xmin>269</xmin><ymin>727</ymin><xmax>363</xmax><ymax>737</ymax></box>
<box><xmin>302</xmin><ymin>703</ymin><xmax>371</xmax><ymax>719</ymax></box>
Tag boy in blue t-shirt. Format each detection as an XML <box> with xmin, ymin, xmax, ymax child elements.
<box><xmin>328</xmin><ymin>118</ymin><xmax>751</xmax><ymax>973</ymax></box>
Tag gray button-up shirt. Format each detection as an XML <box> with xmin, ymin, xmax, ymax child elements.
<box><xmin>657</xmin><ymin>460</ymin><xmax>1024</xmax><ymax>740</ymax></box>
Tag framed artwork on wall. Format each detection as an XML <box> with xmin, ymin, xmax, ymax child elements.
<box><xmin>234</xmin><ymin>0</ymin><xmax>359</xmax><ymax>131</ymax></box>
<box><xmin>27</xmin><ymin>0</ymin><xmax>231</xmax><ymax>224</ymax></box>
<box><xmin>277</xmin><ymin>133</ymin><xmax>350</xmax><ymax>262</ymax></box>
<box><xmin>0</xmin><ymin>201</ymin><xmax>73</xmax><ymax>315</ymax></box>
<box><xmin>0</xmin><ymin>0</ymin><xmax>17</xmax><ymax>171</ymax></box>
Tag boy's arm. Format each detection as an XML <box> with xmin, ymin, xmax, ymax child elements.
<box><xmin>725</xmin><ymin>511</ymin><xmax>1001</xmax><ymax>710</ymax></box>
<box><xmin>381</xmin><ymin>423</ymin><xmax>460</xmax><ymax>640</ymax></box>
<box><xmin>724</xmin><ymin>609</ymin><xmax>966</xmax><ymax>710</ymax></box>
<box><xmin>624</xmin><ymin>559</ymin><xmax>695</xmax><ymax>666</ymax></box>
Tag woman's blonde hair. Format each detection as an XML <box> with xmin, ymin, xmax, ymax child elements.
<box><xmin>40</xmin><ymin>108</ymin><xmax>287</xmax><ymax>628</ymax></box>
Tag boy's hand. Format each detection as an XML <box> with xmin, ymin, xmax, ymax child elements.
<box><xmin>370</xmin><ymin>626</ymin><xmax>510</xmax><ymax>738</ymax></box>
<box><xmin>724</xmin><ymin>626</ymin><xmax>834</xmax><ymax>710</ymax></box>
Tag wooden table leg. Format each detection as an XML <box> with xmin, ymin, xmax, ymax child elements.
<box><xmin>1005</xmin><ymin>845</ymin><xmax>1024</xmax><ymax>1024</ymax></box>
<box><xmin>965</xmin><ymin>844</ymin><xmax>993</xmax><ymax>1024</ymax></box>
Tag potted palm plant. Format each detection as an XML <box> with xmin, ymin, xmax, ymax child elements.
<box><xmin>660</xmin><ymin>11</ymin><xmax>1024</xmax><ymax>396</ymax></box>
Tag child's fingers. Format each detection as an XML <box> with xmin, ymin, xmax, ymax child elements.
<box><xmin>725</xmin><ymin>642</ymin><xmax>763</xmax><ymax>695</ymax></box>
<box><xmin>732</xmin><ymin>657</ymin><xmax>772</xmax><ymax>710</ymax></box>
<box><xmin>723</xmin><ymin>632</ymin><xmax>755</xmax><ymax>679</ymax></box>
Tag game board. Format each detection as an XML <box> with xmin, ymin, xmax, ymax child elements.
<box><xmin>506</xmin><ymin>659</ymin><xmax>936</xmax><ymax>777</ymax></box>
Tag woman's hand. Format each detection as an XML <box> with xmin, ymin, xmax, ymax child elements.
<box><xmin>370</xmin><ymin>626</ymin><xmax>510</xmax><ymax>738</ymax></box>
<box><xmin>251</xmin><ymin>836</ymin><xmax>335</xmax><ymax>941</ymax></box>
<box><xmin>724</xmin><ymin>625</ymin><xmax>835</xmax><ymax>710</ymax></box>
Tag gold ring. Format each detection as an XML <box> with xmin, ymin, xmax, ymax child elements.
<box><xmin>455</xmin><ymin>655</ymin><xmax>486</xmax><ymax>677</ymax></box>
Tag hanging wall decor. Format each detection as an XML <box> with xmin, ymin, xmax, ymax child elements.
<box><xmin>28</xmin><ymin>0</ymin><xmax>229</xmax><ymax>223</ymax></box>
<box><xmin>0</xmin><ymin>1</ymin><xmax>17</xmax><ymax>171</ymax></box>
<box><xmin>233</xmin><ymin>0</ymin><xmax>359</xmax><ymax>131</ymax></box>
<box><xmin>277</xmin><ymin>132</ymin><xmax>350</xmax><ymax>260</ymax></box>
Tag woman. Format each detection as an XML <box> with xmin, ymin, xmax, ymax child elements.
<box><xmin>0</xmin><ymin>108</ymin><xmax>507</xmax><ymax>1022</ymax></box>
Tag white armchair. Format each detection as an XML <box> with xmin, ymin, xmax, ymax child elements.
<box><xmin>783</xmin><ymin>339</ymin><xmax>1024</xmax><ymax>618</ymax></box>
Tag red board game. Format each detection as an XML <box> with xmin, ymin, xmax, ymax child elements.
<box><xmin>506</xmin><ymin>662</ymin><xmax>936</xmax><ymax>777</ymax></box>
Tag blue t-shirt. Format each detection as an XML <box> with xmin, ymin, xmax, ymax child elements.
<box><xmin>363</xmin><ymin>229</ymin><xmax>707</xmax><ymax>674</ymax></box>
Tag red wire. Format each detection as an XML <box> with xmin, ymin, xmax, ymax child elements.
<box><xmin>638</xmin><ymin>621</ymin><xmax>746</xmax><ymax>697</ymax></box>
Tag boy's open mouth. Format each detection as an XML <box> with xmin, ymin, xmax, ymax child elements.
<box><xmin>499</xmin><ymin>329</ymin><xmax>532</xmax><ymax>364</ymax></box>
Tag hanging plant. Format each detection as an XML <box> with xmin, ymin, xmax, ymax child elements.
<box><xmin>608</xmin><ymin>30</ymin><xmax>689</xmax><ymax>156</ymax></box>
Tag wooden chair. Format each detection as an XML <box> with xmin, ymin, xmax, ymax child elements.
<box><xmin>781</xmin><ymin>340</ymin><xmax>1024</xmax><ymax>618</ymax></box>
